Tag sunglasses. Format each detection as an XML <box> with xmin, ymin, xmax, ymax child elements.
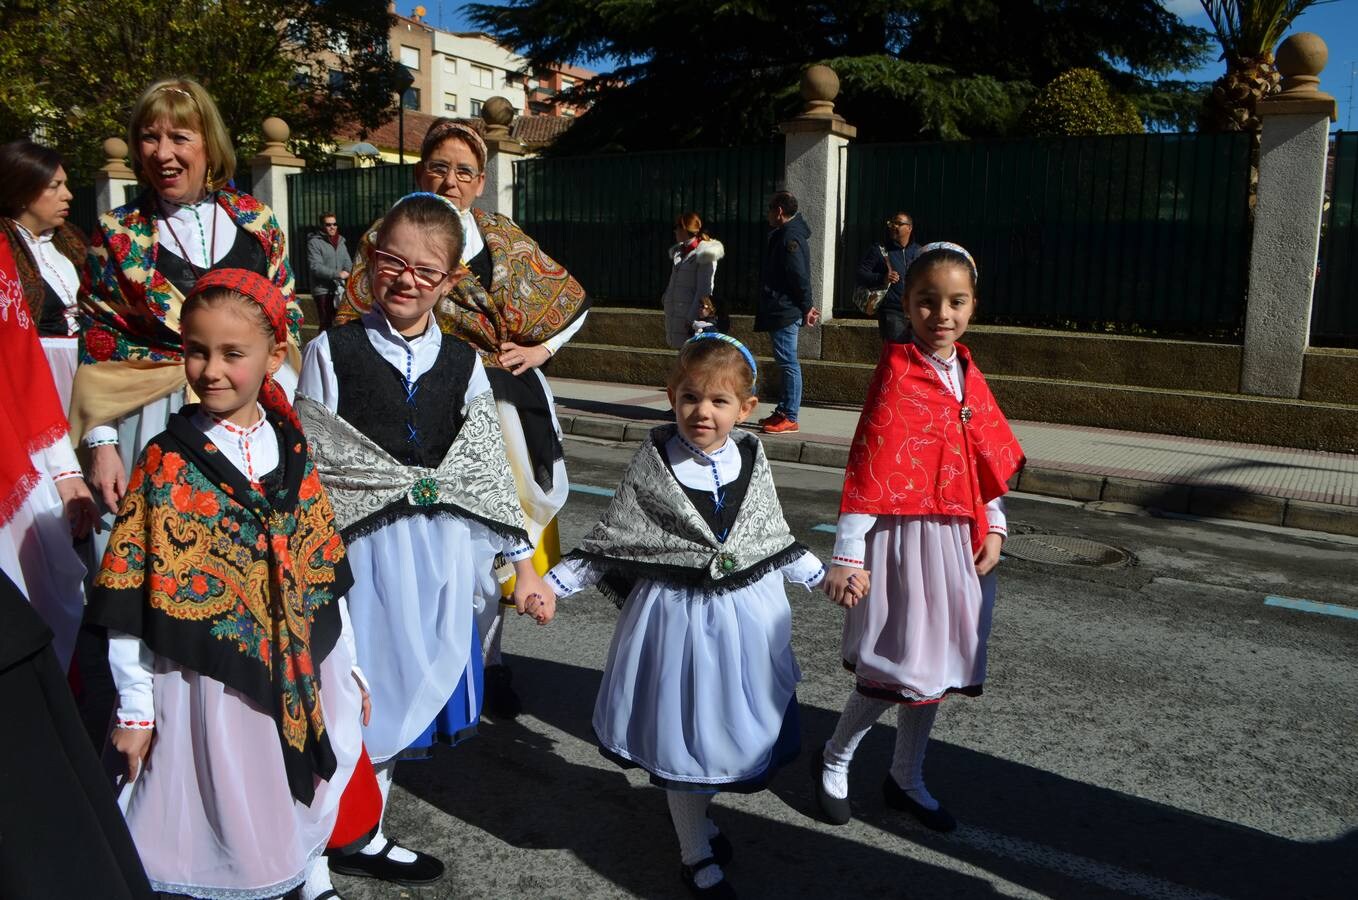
<box><xmin>372</xmin><ymin>250</ymin><xmax>450</xmax><ymax>289</ymax></box>
<box><xmin>888</xmin><ymin>220</ymin><xmax>912</xmax><ymax>227</ymax></box>
<box><xmin>323</xmin><ymin>221</ymin><xmax>338</xmax><ymax>227</ymax></box>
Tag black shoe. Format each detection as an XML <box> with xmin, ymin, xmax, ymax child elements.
<box><xmin>709</xmin><ymin>830</ymin><xmax>733</xmax><ymax>867</ymax></box>
<box><xmin>329</xmin><ymin>840</ymin><xmax>446</xmax><ymax>885</ymax></box>
<box><xmin>680</xmin><ymin>858</ymin><xmax>737</xmax><ymax>898</ymax></box>
<box><xmin>881</xmin><ymin>775</ymin><xmax>957</xmax><ymax>832</ymax></box>
<box><xmin>484</xmin><ymin>663</ymin><xmax>522</xmax><ymax>719</ymax></box>
<box><xmin>810</xmin><ymin>749</ymin><xmax>852</xmax><ymax>825</ymax></box>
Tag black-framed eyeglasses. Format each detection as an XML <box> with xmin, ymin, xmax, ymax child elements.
<box><xmin>424</xmin><ymin>162</ymin><xmax>481</xmax><ymax>183</ymax></box>
<box><xmin>372</xmin><ymin>250</ymin><xmax>450</xmax><ymax>289</ymax></box>
<box><xmin>888</xmin><ymin>219</ymin><xmax>912</xmax><ymax>227</ymax></box>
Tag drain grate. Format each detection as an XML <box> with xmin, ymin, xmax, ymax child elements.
<box><xmin>1002</xmin><ymin>534</ymin><xmax>1131</xmax><ymax>567</ymax></box>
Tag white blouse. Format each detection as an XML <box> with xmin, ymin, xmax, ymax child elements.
<box><xmin>12</xmin><ymin>221</ymin><xmax>80</xmax><ymax>335</ymax></box>
<box><xmin>154</xmin><ymin>195</ymin><xmax>239</xmax><ymax>269</ymax></box>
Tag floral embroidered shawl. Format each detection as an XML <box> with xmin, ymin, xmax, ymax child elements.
<box><xmin>68</xmin><ymin>188</ymin><xmax>302</xmax><ymax>440</ymax></box>
<box><xmin>88</xmin><ymin>406</ymin><xmax>352</xmax><ymax>805</ymax></box>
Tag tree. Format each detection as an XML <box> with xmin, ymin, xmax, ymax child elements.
<box><xmin>468</xmin><ymin>0</ymin><xmax>1213</xmax><ymax>153</ymax></box>
<box><xmin>1197</xmin><ymin>0</ymin><xmax>1322</xmax><ymax>133</ymax></box>
<box><xmin>0</xmin><ymin>0</ymin><xmax>402</xmax><ymax>181</ymax></box>
<box><xmin>1021</xmin><ymin>69</ymin><xmax>1146</xmax><ymax>136</ymax></box>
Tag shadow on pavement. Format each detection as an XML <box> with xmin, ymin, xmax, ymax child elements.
<box><xmin>398</xmin><ymin>655</ymin><xmax>1353</xmax><ymax>900</ymax></box>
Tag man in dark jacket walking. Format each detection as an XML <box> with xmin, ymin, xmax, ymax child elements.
<box><xmin>306</xmin><ymin>211</ymin><xmax>352</xmax><ymax>331</ymax></box>
<box><xmin>756</xmin><ymin>191</ymin><xmax>820</xmax><ymax>434</ymax></box>
<box><xmin>856</xmin><ymin>211</ymin><xmax>921</xmax><ymax>342</ymax></box>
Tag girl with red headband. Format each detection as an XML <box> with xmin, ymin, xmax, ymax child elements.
<box><xmin>811</xmin><ymin>243</ymin><xmax>1025</xmax><ymax>833</ymax></box>
<box><xmin>88</xmin><ymin>268</ymin><xmax>376</xmax><ymax>900</ymax></box>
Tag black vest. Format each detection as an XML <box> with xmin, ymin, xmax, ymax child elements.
<box><xmin>659</xmin><ymin>436</ymin><xmax>757</xmax><ymax>543</ymax></box>
<box><xmin>36</xmin><ymin>280</ymin><xmax>70</xmax><ymax>336</ymax></box>
<box><xmin>328</xmin><ymin>320</ymin><xmax>475</xmax><ymax>468</ymax></box>
<box><xmin>157</xmin><ymin>224</ymin><xmax>269</xmax><ymax>297</ymax></box>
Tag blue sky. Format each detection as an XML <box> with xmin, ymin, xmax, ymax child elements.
<box><xmin>408</xmin><ymin>1</ymin><xmax>1357</xmax><ymax>131</ymax></box>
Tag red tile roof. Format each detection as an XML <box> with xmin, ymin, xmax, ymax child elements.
<box><xmin>335</xmin><ymin>110</ymin><xmax>572</xmax><ymax>155</ymax></box>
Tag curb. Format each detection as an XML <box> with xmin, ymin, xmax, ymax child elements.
<box><xmin>556</xmin><ymin>411</ymin><xmax>1358</xmax><ymax>539</ymax></box>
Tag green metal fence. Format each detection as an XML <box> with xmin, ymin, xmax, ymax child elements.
<box><xmin>513</xmin><ymin>145</ymin><xmax>784</xmax><ymax>313</ymax></box>
<box><xmin>839</xmin><ymin>133</ymin><xmax>1254</xmax><ymax>337</ymax></box>
<box><xmin>285</xmin><ymin>164</ymin><xmax>415</xmax><ymax>292</ymax></box>
<box><xmin>1313</xmin><ymin>132</ymin><xmax>1358</xmax><ymax>347</ymax></box>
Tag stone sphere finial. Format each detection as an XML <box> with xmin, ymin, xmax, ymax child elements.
<box><xmin>1276</xmin><ymin>32</ymin><xmax>1327</xmax><ymax>94</ymax></box>
<box><xmin>481</xmin><ymin>96</ymin><xmax>515</xmax><ymax>138</ymax></box>
<box><xmin>800</xmin><ymin>65</ymin><xmax>840</xmax><ymax>117</ymax></box>
<box><xmin>262</xmin><ymin>117</ymin><xmax>291</xmax><ymax>144</ymax></box>
<box><xmin>103</xmin><ymin>137</ymin><xmax>128</xmax><ymax>163</ymax></box>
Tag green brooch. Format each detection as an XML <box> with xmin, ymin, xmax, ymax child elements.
<box><xmin>717</xmin><ymin>552</ymin><xmax>737</xmax><ymax>574</ymax></box>
<box><xmin>410</xmin><ymin>477</ymin><xmax>440</xmax><ymax>506</ymax></box>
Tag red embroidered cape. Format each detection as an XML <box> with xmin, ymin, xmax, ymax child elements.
<box><xmin>840</xmin><ymin>341</ymin><xmax>1025</xmax><ymax>553</ymax></box>
<box><xmin>0</xmin><ymin>233</ymin><xmax>72</xmax><ymax>525</ymax></box>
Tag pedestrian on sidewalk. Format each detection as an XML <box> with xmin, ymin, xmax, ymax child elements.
<box><xmin>546</xmin><ymin>334</ymin><xmax>863</xmax><ymax>899</ymax></box>
<box><xmin>812</xmin><ymin>243</ymin><xmax>1025</xmax><ymax>833</ymax></box>
<box><xmin>298</xmin><ymin>193</ymin><xmax>555</xmax><ymax>892</ymax></box>
<box><xmin>855</xmin><ymin>210</ymin><xmax>920</xmax><ymax>342</ymax></box>
<box><xmin>306</xmin><ymin>210</ymin><xmax>351</xmax><ymax>332</ymax></box>
<box><xmin>755</xmin><ymin>190</ymin><xmax>819</xmax><ymax>434</ymax></box>
<box><xmin>662</xmin><ymin>211</ymin><xmax>724</xmax><ymax>347</ymax></box>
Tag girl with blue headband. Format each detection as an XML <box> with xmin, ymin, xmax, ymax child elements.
<box><xmin>296</xmin><ymin>192</ymin><xmax>555</xmax><ymax>893</ymax></box>
<box><xmin>547</xmin><ymin>332</ymin><xmax>863</xmax><ymax>898</ymax></box>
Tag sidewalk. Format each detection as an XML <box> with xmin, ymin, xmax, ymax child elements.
<box><xmin>547</xmin><ymin>376</ymin><xmax>1358</xmax><ymax>538</ymax></box>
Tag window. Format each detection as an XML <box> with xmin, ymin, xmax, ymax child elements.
<box><xmin>399</xmin><ymin>45</ymin><xmax>420</xmax><ymax>69</ymax></box>
<box><xmin>443</xmin><ymin>57</ymin><xmax>457</xmax><ymax>75</ymax></box>
<box><xmin>402</xmin><ymin>87</ymin><xmax>421</xmax><ymax>110</ymax></box>
<box><xmin>469</xmin><ymin>99</ymin><xmax>483</xmax><ymax>116</ymax></box>
<box><xmin>560</xmin><ymin>75</ymin><xmax>575</xmax><ymax>90</ymax></box>
<box><xmin>470</xmin><ymin>64</ymin><xmax>493</xmax><ymax>88</ymax></box>
<box><xmin>443</xmin><ymin>92</ymin><xmax>458</xmax><ymax>113</ymax></box>
<box><xmin>328</xmin><ymin>69</ymin><xmax>346</xmax><ymax>92</ymax></box>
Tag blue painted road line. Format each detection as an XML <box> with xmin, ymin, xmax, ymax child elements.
<box><xmin>1264</xmin><ymin>596</ymin><xmax>1358</xmax><ymax>620</ymax></box>
<box><xmin>812</xmin><ymin>523</ymin><xmax>837</xmax><ymax>534</ymax></box>
<box><xmin>570</xmin><ymin>483</ymin><xmax>616</xmax><ymax>498</ymax></box>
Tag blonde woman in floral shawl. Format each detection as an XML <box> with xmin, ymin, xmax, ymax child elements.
<box><xmin>70</xmin><ymin>77</ymin><xmax>303</xmax><ymax>553</ymax></box>
<box><xmin>336</xmin><ymin>117</ymin><xmax>588</xmax><ymax>717</ymax></box>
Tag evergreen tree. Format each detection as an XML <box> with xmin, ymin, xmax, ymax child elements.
<box><xmin>0</xmin><ymin>0</ymin><xmax>402</xmax><ymax>180</ymax></box>
<box><xmin>469</xmin><ymin>0</ymin><xmax>1213</xmax><ymax>152</ymax></box>
<box><xmin>1022</xmin><ymin>69</ymin><xmax>1146</xmax><ymax>136</ymax></box>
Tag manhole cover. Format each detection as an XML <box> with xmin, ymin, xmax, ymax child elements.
<box><xmin>1002</xmin><ymin>534</ymin><xmax>1130</xmax><ymax>567</ymax></box>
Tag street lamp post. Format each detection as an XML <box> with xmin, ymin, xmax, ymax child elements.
<box><xmin>395</xmin><ymin>67</ymin><xmax>416</xmax><ymax>164</ymax></box>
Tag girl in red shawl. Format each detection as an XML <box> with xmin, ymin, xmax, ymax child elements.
<box><xmin>811</xmin><ymin>243</ymin><xmax>1025</xmax><ymax>833</ymax></box>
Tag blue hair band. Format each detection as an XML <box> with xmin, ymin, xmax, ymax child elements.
<box><xmin>905</xmin><ymin>241</ymin><xmax>978</xmax><ymax>283</ymax></box>
<box><xmin>685</xmin><ymin>332</ymin><xmax>758</xmax><ymax>380</ymax></box>
<box><xmin>392</xmin><ymin>191</ymin><xmax>460</xmax><ymax>215</ymax></box>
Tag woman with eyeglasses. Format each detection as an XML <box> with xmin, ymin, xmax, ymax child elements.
<box><xmin>856</xmin><ymin>212</ymin><xmax>921</xmax><ymax>342</ymax></box>
<box><xmin>336</xmin><ymin>118</ymin><xmax>589</xmax><ymax>719</ymax></box>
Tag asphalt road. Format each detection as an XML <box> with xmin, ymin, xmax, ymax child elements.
<box><xmin>335</xmin><ymin>435</ymin><xmax>1357</xmax><ymax>900</ymax></box>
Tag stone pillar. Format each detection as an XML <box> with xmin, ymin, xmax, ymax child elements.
<box><xmin>476</xmin><ymin>96</ymin><xmax>527</xmax><ymax>217</ymax></box>
<box><xmin>778</xmin><ymin>66</ymin><xmax>857</xmax><ymax>324</ymax></box>
<box><xmin>94</xmin><ymin>138</ymin><xmax>138</xmax><ymax>213</ymax></box>
<box><xmin>249</xmin><ymin>117</ymin><xmax>306</xmax><ymax>247</ymax></box>
<box><xmin>1240</xmin><ymin>33</ymin><xmax>1337</xmax><ymax>398</ymax></box>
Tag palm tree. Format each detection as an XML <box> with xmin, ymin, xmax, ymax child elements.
<box><xmin>1197</xmin><ymin>0</ymin><xmax>1325</xmax><ymax>133</ymax></box>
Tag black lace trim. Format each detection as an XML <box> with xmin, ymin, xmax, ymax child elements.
<box><xmin>566</xmin><ymin>541</ymin><xmax>808</xmax><ymax>609</ymax></box>
<box><xmin>340</xmin><ymin>498</ymin><xmax>529</xmax><ymax>547</ymax></box>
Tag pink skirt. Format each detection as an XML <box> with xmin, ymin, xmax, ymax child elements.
<box><xmin>841</xmin><ymin>514</ymin><xmax>997</xmax><ymax>703</ymax></box>
<box><xmin>120</xmin><ymin>642</ymin><xmax>363</xmax><ymax>899</ymax></box>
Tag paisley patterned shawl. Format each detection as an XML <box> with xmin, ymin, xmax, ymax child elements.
<box><xmin>840</xmin><ymin>341</ymin><xmax>1025</xmax><ymax>554</ymax></box>
<box><xmin>88</xmin><ymin>406</ymin><xmax>352</xmax><ymax>805</ymax></box>
<box><xmin>336</xmin><ymin>207</ymin><xmax>588</xmax><ymax>361</ymax></box>
<box><xmin>0</xmin><ymin>218</ymin><xmax>92</xmax><ymax>319</ymax></box>
<box><xmin>68</xmin><ymin>188</ymin><xmax>302</xmax><ymax>439</ymax></box>
<box><xmin>566</xmin><ymin>425</ymin><xmax>804</xmax><ymax>602</ymax></box>
<box><xmin>296</xmin><ymin>391</ymin><xmax>529</xmax><ymax>544</ymax></box>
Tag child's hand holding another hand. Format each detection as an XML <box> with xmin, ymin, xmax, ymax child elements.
<box><xmin>511</xmin><ymin>564</ymin><xmax>557</xmax><ymax>624</ymax></box>
<box><xmin>823</xmin><ymin>565</ymin><xmax>869</xmax><ymax>608</ymax></box>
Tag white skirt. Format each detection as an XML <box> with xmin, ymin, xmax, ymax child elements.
<box><xmin>120</xmin><ymin>640</ymin><xmax>363</xmax><ymax>899</ymax></box>
<box><xmin>593</xmin><ymin>572</ymin><xmax>801</xmax><ymax>786</ymax></box>
<box><xmin>344</xmin><ymin>513</ymin><xmax>501</xmax><ymax>763</ymax></box>
<box><xmin>40</xmin><ymin>335</ymin><xmax>79</xmax><ymax>413</ymax></box>
<box><xmin>0</xmin><ymin>442</ymin><xmax>86</xmax><ymax>669</ymax></box>
<box><xmin>842</xmin><ymin>515</ymin><xmax>997</xmax><ymax>702</ymax></box>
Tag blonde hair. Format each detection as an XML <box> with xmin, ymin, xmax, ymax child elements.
<box><xmin>127</xmin><ymin>77</ymin><xmax>236</xmax><ymax>190</ymax></box>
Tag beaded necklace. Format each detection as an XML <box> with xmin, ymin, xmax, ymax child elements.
<box><xmin>160</xmin><ymin>194</ymin><xmax>218</xmax><ymax>275</ymax></box>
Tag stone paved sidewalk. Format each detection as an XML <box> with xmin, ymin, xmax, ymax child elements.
<box><xmin>548</xmin><ymin>376</ymin><xmax>1358</xmax><ymax>537</ymax></box>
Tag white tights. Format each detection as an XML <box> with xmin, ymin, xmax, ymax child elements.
<box><xmin>822</xmin><ymin>690</ymin><xmax>941</xmax><ymax>809</ymax></box>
